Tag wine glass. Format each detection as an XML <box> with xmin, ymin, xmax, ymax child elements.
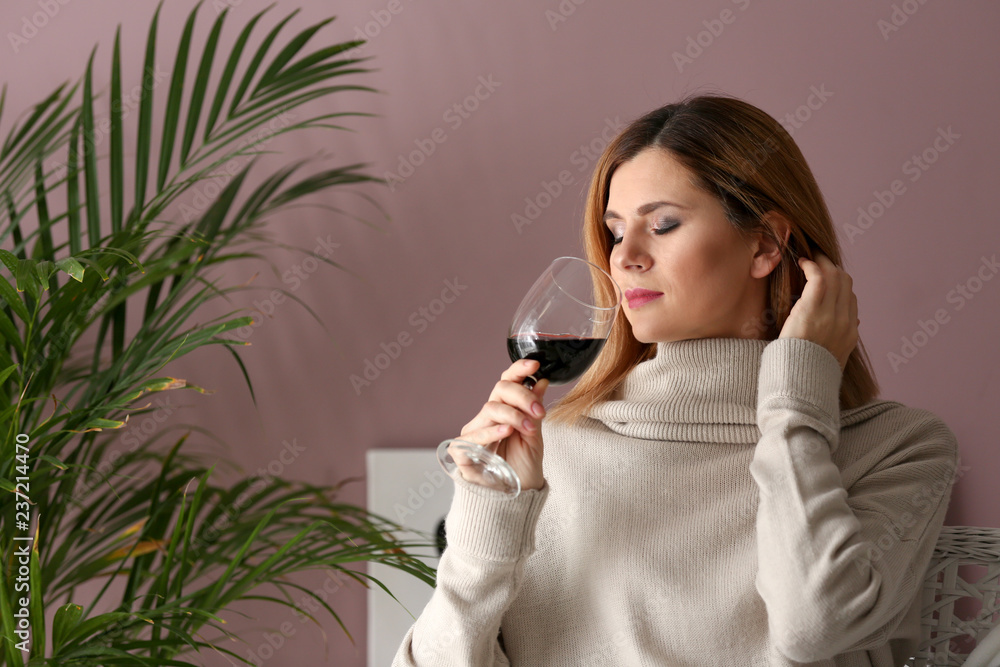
<box><xmin>437</xmin><ymin>256</ymin><xmax>622</xmax><ymax>497</ymax></box>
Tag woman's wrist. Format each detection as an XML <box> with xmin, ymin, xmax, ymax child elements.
<box><xmin>447</xmin><ymin>473</ymin><xmax>549</xmax><ymax>562</ymax></box>
<box><xmin>758</xmin><ymin>338</ymin><xmax>842</xmax><ymax>452</ymax></box>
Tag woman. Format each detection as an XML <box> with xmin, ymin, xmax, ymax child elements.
<box><xmin>393</xmin><ymin>94</ymin><xmax>958</xmax><ymax>666</ymax></box>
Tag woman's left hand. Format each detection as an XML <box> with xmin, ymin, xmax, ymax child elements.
<box><xmin>778</xmin><ymin>253</ymin><xmax>859</xmax><ymax>371</ymax></box>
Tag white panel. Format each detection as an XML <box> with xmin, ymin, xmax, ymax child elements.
<box><xmin>367</xmin><ymin>448</ymin><xmax>454</xmax><ymax>666</ymax></box>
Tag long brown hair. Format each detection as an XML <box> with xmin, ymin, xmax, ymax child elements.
<box><xmin>546</xmin><ymin>93</ymin><xmax>880</xmax><ymax>424</ymax></box>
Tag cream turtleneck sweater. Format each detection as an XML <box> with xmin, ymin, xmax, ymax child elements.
<box><xmin>393</xmin><ymin>338</ymin><xmax>958</xmax><ymax>666</ymax></box>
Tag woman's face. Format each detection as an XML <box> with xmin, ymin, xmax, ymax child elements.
<box><xmin>604</xmin><ymin>148</ymin><xmax>771</xmax><ymax>343</ymax></box>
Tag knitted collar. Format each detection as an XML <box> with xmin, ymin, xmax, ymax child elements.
<box><xmin>587</xmin><ymin>337</ymin><xmax>771</xmax><ymax>444</ymax></box>
<box><xmin>585</xmin><ymin>337</ymin><xmax>896</xmax><ymax>443</ymax></box>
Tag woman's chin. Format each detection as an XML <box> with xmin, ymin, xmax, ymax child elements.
<box><xmin>630</xmin><ymin>324</ymin><xmax>709</xmax><ymax>344</ymax></box>
<box><xmin>629</xmin><ymin>326</ymin><xmax>673</xmax><ymax>345</ymax></box>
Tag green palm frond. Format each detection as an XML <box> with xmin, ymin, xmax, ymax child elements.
<box><xmin>0</xmin><ymin>3</ymin><xmax>433</xmax><ymax>665</ymax></box>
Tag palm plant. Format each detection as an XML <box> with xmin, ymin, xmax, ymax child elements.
<box><xmin>0</xmin><ymin>2</ymin><xmax>434</xmax><ymax>664</ymax></box>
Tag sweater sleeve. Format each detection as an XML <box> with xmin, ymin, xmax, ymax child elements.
<box><xmin>392</xmin><ymin>473</ymin><xmax>548</xmax><ymax>666</ymax></box>
<box><xmin>749</xmin><ymin>338</ymin><xmax>958</xmax><ymax>663</ymax></box>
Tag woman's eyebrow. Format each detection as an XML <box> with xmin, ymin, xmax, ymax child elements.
<box><xmin>603</xmin><ymin>200</ymin><xmax>688</xmax><ymax>222</ymax></box>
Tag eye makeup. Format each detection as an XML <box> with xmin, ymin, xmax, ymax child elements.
<box><xmin>654</xmin><ymin>219</ymin><xmax>680</xmax><ymax>234</ymax></box>
<box><xmin>609</xmin><ymin>218</ymin><xmax>681</xmax><ymax>245</ymax></box>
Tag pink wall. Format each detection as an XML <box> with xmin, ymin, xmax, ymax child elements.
<box><xmin>3</xmin><ymin>0</ymin><xmax>998</xmax><ymax>664</ymax></box>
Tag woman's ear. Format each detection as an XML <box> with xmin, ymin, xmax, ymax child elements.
<box><xmin>749</xmin><ymin>211</ymin><xmax>792</xmax><ymax>279</ymax></box>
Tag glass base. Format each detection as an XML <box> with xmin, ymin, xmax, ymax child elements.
<box><xmin>437</xmin><ymin>439</ymin><xmax>521</xmax><ymax>497</ymax></box>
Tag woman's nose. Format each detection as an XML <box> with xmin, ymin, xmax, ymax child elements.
<box><xmin>614</xmin><ymin>233</ymin><xmax>649</xmax><ymax>272</ymax></box>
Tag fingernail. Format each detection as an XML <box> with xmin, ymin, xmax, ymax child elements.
<box><xmin>522</xmin><ymin>418</ymin><xmax>534</xmax><ymax>431</ymax></box>
<box><xmin>531</xmin><ymin>402</ymin><xmax>544</xmax><ymax>417</ymax></box>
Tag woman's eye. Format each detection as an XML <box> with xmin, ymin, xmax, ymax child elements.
<box><xmin>655</xmin><ymin>220</ymin><xmax>680</xmax><ymax>234</ymax></box>
<box><xmin>608</xmin><ymin>219</ymin><xmax>680</xmax><ymax>248</ymax></box>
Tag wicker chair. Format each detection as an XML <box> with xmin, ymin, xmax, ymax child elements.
<box><xmin>911</xmin><ymin>525</ymin><xmax>1000</xmax><ymax>666</ymax></box>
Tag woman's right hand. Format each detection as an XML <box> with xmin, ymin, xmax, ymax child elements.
<box><xmin>457</xmin><ymin>359</ymin><xmax>550</xmax><ymax>491</ymax></box>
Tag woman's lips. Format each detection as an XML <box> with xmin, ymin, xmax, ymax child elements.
<box><xmin>624</xmin><ymin>288</ymin><xmax>663</xmax><ymax>308</ymax></box>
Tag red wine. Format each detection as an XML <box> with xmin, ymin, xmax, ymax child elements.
<box><xmin>506</xmin><ymin>333</ymin><xmax>607</xmax><ymax>385</ymax></box>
